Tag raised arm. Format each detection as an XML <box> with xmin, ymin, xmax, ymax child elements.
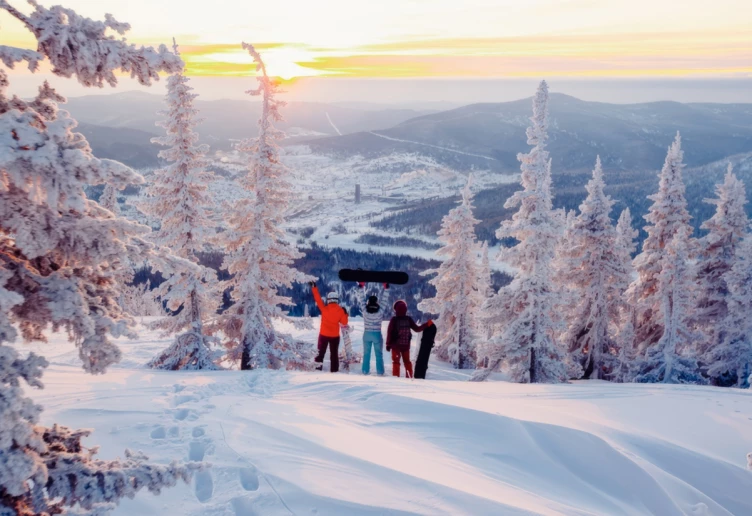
<box><xmin>312</xmin><ymin>284</ymin><xmax>325</xmax><ymax>313</ymax></box>
<box><xmin>379</xmin><ymin>284</ymin><xmax>390</xmax><ymax>316</ymax></box>
<box><xmin>356</xmin><ymin>282</ymin><xmax>367</xmax><ymax>312</ymax></box>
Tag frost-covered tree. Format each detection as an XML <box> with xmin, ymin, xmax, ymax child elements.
<box><xmin>557</xmin><ymin>157</ymin><xmax>629</xmax><ymax>380</ymax></box>
<box><xmin>419</xmin><ymin>177</ymin><xmax>480</xmax><ymax>369</ymax></box>
<box><xmin>693</xmin><ymin>166</ymin><xmax>748</xmax><ymax>372</ymax></box>
<box><xmin>633</xmin><ymin>227</ymin><xmax>704</xmax><ymax>384</ymax></box>
<box><xmin>99</xmin><ymin>184</ymin><xmax>120</xmax><ymax>214</ymax></box>
<box><xmin>472</xmin><ymin>80</ymin><xmax>566</xmax><ymax>383</ymax></box>
<box><xmin>0</xmin><ymin>2</ymin><xmax>196</xmax><ymax>513</ymax></box>
<box><xmin>627</xmin><ymin>133</ymin><xmax>695</xmax><ymax>355</ymax></box>
<box><xmin>140</xmin><ymin>40</ymin><xmax>220</xmax><ymax>371</ymax></box>
<box><xmin>610</xmin><ymin>208</ymin><xmax>639</xmax><ymax>382</ymax></box>
<box><xmin>218</xmin><ymin>43</ymin><xmax>313</xmax><ymax>370</ymax></box>
<box><xmin>706</xmin><ymin>232</ymin><xmax>752</xmax><ymax>388</ymax></box>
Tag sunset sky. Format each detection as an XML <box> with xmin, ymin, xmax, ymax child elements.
<box><xmin>2</xmin><ymin>0</ymin><xmax>751</xmax><ymax>81</ymax></box>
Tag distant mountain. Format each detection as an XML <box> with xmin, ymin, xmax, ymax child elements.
<box><xmin>307</xmin><ymin>93</ymin><xmax>752</xmax><ymax>173</ymax></box>
<box><xmin>64</xmin><ymin>92</ymin><xmax>437</xmax><ymax>151</ymax></box>
<box><xmin>76</xmin><ymin>122</ymin><xmax>160</xmax><ymax>168</ymax></box>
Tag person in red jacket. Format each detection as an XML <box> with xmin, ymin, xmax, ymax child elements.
<box><xmin>386</xmin><ymin>300</ymin><xmax>433</xmax><ymax>378</ymax></box>
<box><xmin>311</xmin><ymin>282</ymin><xmax>348</xmax><ymax>372</ymax></box>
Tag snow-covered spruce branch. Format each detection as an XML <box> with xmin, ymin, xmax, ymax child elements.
<box><xmin>0</xmin><ymin>3</ymin><xmax>198</xmax><ymax>513</ymax></box>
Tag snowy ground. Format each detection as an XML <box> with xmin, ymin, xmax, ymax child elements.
<box><xmin>16</xmin><ymin>319</ymin><xmax>752</xmax><ymax>516</ymax></box>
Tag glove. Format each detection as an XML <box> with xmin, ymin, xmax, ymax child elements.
<box><xmin>358</xmin><ymin>282</ymin><xmax>366</xmax><ymax>288</ymax></box>
<box><xmin>386</xmin><ymin>345</ymin><xmax>391</xmax><ymax>352</ymax></box>
<box><xmin>383</xmin><ymin>283</ymin><xmax>389</xmax><ymax>290</ymax></box>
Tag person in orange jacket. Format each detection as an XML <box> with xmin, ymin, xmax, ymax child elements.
<box><xmin>311</xmin><ymin>282</ymin><xmax>348</xmax><ymax>372</ymax></box>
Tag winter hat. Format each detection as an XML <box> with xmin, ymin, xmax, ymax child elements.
<box><xmin>393</xmin><ymin>300</ymin><xmax>408</xmax><ymax>316</ymax></box>
<box><xmin>326</xmin><ymin>292</ymin><xmax>339</xmax><ymax>304</ymax></box>
<box><xmin>366</xmin><ymin>295</ymin><xmax>380</xmax><ymax>314</ymax></box>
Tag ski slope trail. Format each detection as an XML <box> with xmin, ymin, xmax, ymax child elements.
<box><xmin>17</xmin><ymin>322</ymin><xmax>752</xmax><ymax>515</ymax></box>
<box><xmin>326</xmin><ymin>112</ymin><xmax>342</xmax><ymax>135</ymax></box>
<box><xmin>368</xmin><ymin>131</ymin><xmax>497</xmax><ymax>161</ymax></box>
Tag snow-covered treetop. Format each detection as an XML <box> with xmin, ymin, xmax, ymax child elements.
<box><xmin>527</xmin><ymin>79</ymin><xmax>549</xmax><ymax>150</ymax></box>
<box><xmin>0</xmin><ymin>0</ymin><xmax>182</xmax><ymax>87</ymax></box>
<box><xmin>702</xmin><ymin>164</ymin><xmax>748</xmax><ymax>241</ymax></box>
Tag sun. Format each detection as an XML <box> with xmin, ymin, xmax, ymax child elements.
<box><xmin>182</xmin><ymin>45</ymin><xmax>322</xmax><ymax>80</ymax></box>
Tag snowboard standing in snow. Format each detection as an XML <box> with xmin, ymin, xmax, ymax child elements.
<box><xmin>339</xmin><ymin>269</ymin><xmax>409</xmax><ymax>285</ymax></box>
<box><xmin>339</xmin><ymin>324</ymin><xmax>357</xmax><ymax>372</ymax></box>
<box><xmin>414</xmin><ymin>323</ymin><xmax>437</xmax><ymax>379</ymax></box>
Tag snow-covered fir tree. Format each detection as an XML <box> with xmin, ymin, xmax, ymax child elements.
<box><xmin>140</xmin><ymin>40</ymin><xmax>220</xmax><ymax>371</ymax></box>
<box><xmin>626</xmin><ymin>133</ymin><xmax>695</xmax><ymax>356</ymax></box>
<box><xmin>219</xmin><ymin>43</ymin><xmax>313</xmax><ymax>370</ymax></box>
<box><xmin>472</xmin><ymin>80</ymin><xmax>567</xmax><ymax>383</ymax></box>
<box><xmin>419</xmin><ymin>177</ymin><xmax>481</xmax><ymax>369</ymax></box>
<box><xmin>100</xmin><ymin>183</ymin><xmax>120</xmax><ymax>214</ymax></box>
<box><xmin>558</xmin><ymin>157</ymin><xmax>630</xmax><ymax>380</ymax></box>
<box><xmin>633</xmin><ymin>227</ymin><xmax>704</xmax><ymax>384</ymax></box>
<box><xmin>693</xmin><ymin>166</ymin><xmax>748</xmax><ymax>377</ymax></box>
<box><xmin>610</xmin><ymin>208</ymin><xmax>639</xmax><ymax>382</ymax></box>
<box><xmin>0</xmin><ymin>2</ymin><xmax>197</xmax><ymax>513</ymax></box>
<box><xmin>706</xmin><ymin>231</ymin><xmax>752</xmax><ymax>388</ymax></box>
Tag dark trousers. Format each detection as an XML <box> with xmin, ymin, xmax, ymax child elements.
<box><xmin>315</xmin><ymin>335</ymin><xmax>340</xmax><ymax>372</ymax></box>
<box><xmin>414</xmin><ymin>342</ymin><xmax>432</xmax><ymax>379</ymax></box>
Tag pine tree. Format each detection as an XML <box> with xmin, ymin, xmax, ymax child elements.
<box><xmin>610</xmin><ymin>208</ymin><xmax>639</xmax><ymax>382</ymax></box>
<box><xmin>0</xmin><ymin>3</ymin><xmax>197</xmax><ymax>513</ymax></box>
<box><xmin>706</xmin><ymin>232</ymin><xmax>752</xmax><ymax>388</ymax></box>
<box><xmin>558</xmin><ymin>157</ymin><xmax>629</xmax><ymax>380</ymax></box>
<box><xmin>141</xmin><ymin>40</ymin><xmax>220</xmax><ymax>371</ymax></box>
<box><xmin>627</xmin><ymin>133</ymin><xmax>695</xmax><ymax>356</ymax></box>
<box><xmin>219</xmin><ymin>43</ymin><xmax>313</xmax><ymax>370</ymax></box>
<box><xmin>633</xmin><ymin>227</ymin><xmax>704</xmax><ymax>384</ymax></box>
<box><xmin>419</xmin><ymin>177</ymin><xmax>481</xmax><ymax>369</ymax></box>
<box><xmin>472</xmin><ymin>80</ymin><xmax>566</xmax><ymax>383</ymax></box>
<box><xmin>693</xmin><ymin>166</ymin><xmax>748</xmax><ymax>376</ymax></box>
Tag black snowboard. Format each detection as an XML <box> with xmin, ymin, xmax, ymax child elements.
<box><xmin>338</xmin><ymin>269</ymin><xmax>409</xmax><ymax>285</ymax></box>
<box><xmin>414</xmin><ymin>323</ymin><xmax>437</xmax><ymax>379</ymax></box>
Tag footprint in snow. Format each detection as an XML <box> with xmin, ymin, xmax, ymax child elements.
<box><xmin>231</xmin><ymin>496</ymin><xmax>256</xmax><ymax>515</ymax></box>
<box><xmin>192</xmin><ymin>426</ymin><xmax>205</xmax><ymax>438</ymax></box>
<box><xmin>239</xmin><ymin>466</ymin><xmax>260</xmax><ymax>491</ymax></box>
<box><xmin>150</xmin><ymin>426</ymin><xmax>166</xmax><ymax>439</ymax></box>
<box><xmin>189</xmin><ymin>440</ymin><xmax>210</xmax><ymax>462</ymax></box>
<box><xmin>173</xmin><ymin>408</ymin><xmax>198</xmax><ymax>421</ymax></box>
<box><xmin>194</xmin><ymin>470</ymin><xmax>213</xmax><ymax>503</ymax></box>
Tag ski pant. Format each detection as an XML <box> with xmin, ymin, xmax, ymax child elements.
<box><xmin>414</xmin><ymin>341</ymin><xmax>432</xmax><ymax>379</ymax></box>
<box><xmin>391</xmin><ymin>348</ymin><xmax>413</xmax><ymax>378</ymax></box>
<box><xmin>315</xmin><ymin>335</ymin><xmax>340</xmax><ymax>373</ymax></box>
<box><xmin>362</xmin><ymin>331</ymin><xmax>384</xmax><ymax>375</ymax></box>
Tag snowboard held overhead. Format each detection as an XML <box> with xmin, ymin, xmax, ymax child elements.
<box><xmin>339</xmin><ymin>269</ymin><xmax>410</xmax><ymax>285</ymax></box>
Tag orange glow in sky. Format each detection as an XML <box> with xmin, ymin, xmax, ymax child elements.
<box><xmin>1</xmin><ymin>0</ymin><xmax>750</xmax><ymax>81</ymax></box>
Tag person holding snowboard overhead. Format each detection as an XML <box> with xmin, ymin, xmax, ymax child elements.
<box><xmin>356</xmin><ymin>282</ymin><xmax>390</xmax><ymax>375</ymax></box>
<box><xmin>311</xmin><ymin>282</ymin><xmax>348</xmax><ymax>372</ymax></box>
<box><xmin>386</xmin><ymin>300</ymin><xmax>433</xmax><ymax>378</ymax></box>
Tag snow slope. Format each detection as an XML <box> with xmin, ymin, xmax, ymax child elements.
<box><xmin>15</xmin><ymin>320</ymin><xmax>752</xmax><ymax>516</ymax></box>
